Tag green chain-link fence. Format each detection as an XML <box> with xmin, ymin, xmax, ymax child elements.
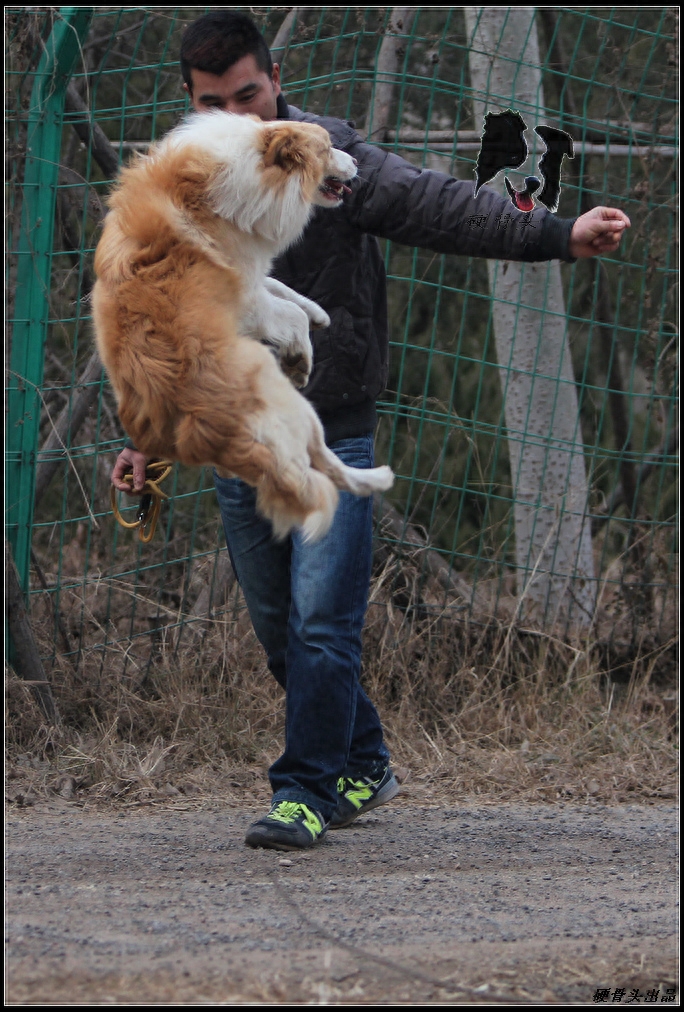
<box><xmin>5</xmin><ymin>7</ymin><xmax>678</xmax><ymax>683</ymax></box>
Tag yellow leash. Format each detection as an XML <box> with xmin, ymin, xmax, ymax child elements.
<box><xmin>110</xmin><ymin>459</ymin><xmax>174</xmax><ymax>543</ymax></box>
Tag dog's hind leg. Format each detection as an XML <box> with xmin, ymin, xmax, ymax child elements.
<box><xmin>174</xmin><ymin>402</ymin><xmax>342</xmax><ymax>542</ymax></box>
<box><xmin>255</xmin><ymin>466</ymin><xmax>340</xmax><ymax>543</ymax></box>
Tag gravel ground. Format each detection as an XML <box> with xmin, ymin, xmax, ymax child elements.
<box><xmin>5</xmin><ymin>796</ymin><xmax>679</xmax><ymax>1005</ymax></box>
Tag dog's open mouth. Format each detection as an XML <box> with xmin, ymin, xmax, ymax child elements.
<box><xmin>319</xmin><ymin>176</ymin><xmax>353</xmax><ymax>201</ymax></box>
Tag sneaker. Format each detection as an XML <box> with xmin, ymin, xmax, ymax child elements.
<box><xmin>329</xmin><ymin>765</ymin><xmax>400</xmax><ymax>829</ymax></box>
<box><xmin>245</xmin><ymin>800</ymin><xmax>328</xmax><ymax>851</ymax></box>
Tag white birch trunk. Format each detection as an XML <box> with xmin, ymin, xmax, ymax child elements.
<box><xmin>365</xmin><ymin>8</ymin><xmax>417</xmax><ymax>141</ymax></box>
<box><xmin>463</xmin><ymin>7</ymin><xmax>595</xmax><ymax>630</ymax></box>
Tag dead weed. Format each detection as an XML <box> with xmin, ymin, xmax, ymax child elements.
<box><xmin>6</xmin><ymin>558</ymin><xmax>678</xmax><ymax>809</ymax></box>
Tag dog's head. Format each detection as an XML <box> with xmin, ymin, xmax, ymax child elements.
<box><xmin>162</xmin><ymin>112</ymin><xmax>356</xmax><ymax>242</ymax></box>
<box><xmin>259</xmin><ymin>121</ymin><xmax>357</xmax><ymax>209</ymax></box>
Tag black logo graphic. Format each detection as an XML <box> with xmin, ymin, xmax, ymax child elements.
<box><xmin>474</xmin><ymin>110</ymin><xmax>574</xmax><ymax>213</ymax></box>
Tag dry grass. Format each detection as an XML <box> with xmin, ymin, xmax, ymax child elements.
<box><xmin>6</xmin><ymin>546</ymin><xmax>678</xmax><ymax>811</ymax></box>
<box><xmin>358</xmin><ymin>557</ymin><xmax>678</xmax><ymax>806</ymax></box>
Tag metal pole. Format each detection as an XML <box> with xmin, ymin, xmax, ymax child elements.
<box><xmin>6</xmin><ymin>7</ymin><xmax>93</xmax><ymax>595</ymax></box>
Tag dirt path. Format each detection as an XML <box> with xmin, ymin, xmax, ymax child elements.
<box><xmin>5</xmin><ymin>796</ymin><xmax>678</xmax><ymax>1005</ymax></box>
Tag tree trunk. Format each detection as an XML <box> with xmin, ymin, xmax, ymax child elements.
<box><xmin>464</xmin><ymin>7</ymin><xmax>595</xmax><ymax>631</ymax></box>
<box><xmin>365</xmin><ymin>8</ymin><xmax>417</xmax><ymax>142</ymax></box>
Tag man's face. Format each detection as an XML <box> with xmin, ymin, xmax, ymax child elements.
<box><xmin>185</xmin><ymin>54</ymin><xmax>281</xmax><ymax>120</ymax></box>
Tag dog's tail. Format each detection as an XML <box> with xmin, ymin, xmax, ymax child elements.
<box><xmin>256</xmin><ymin>467</ymin><xmax>340</xmax><ymax>543</ymax></box>
<box><xmin>258</xmin><ymin>461</ymin><xmax>393</xmax><ymax>543</ymax></box>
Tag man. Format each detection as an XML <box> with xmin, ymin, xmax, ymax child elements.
<box><xmin>112</xmin><ymin>11</ymin><xmax>629</xmax><ymax>851</ymax></box>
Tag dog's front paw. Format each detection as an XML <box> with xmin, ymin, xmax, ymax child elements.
<box><xmin>281</xmin><ymin>350</ymin><xmax>312</xmax><ymax>389</ymax></box>
<box><xmin>307</xmin><ymin>304</ymin><xmax>330</xmax><ymax>331</ymax></box>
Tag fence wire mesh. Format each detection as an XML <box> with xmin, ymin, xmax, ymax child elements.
<box><xmin>5</xmin><ymin>7</ymin><xmax>678</xmax><ymax>682</ymax></box>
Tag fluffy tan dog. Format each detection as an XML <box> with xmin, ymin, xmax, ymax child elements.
<box><xmin>92</xmin><ymin>112</ymin><xmax>393</xmax><ymax>541</ymax></box>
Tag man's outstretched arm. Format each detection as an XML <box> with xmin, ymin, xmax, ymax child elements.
<box><xmin>341</xmin><ymin>127</ymin><xmax>630</xmax><ymax>264</ymax></box>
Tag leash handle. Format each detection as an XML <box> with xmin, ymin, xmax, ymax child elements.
<box><xmin>110</xmin><ymin>459</ymin><xmax>173</xmax><ymax>543</ymax></box>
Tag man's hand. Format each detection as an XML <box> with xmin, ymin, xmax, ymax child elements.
<box><xmin>111</xmin><ymin>447</ymin><xmax>149</xmax><ymax>494</ymax></box>
<box><xmin>568</xmin><ymin>206</ymin><xmax>631</xmax><ymax>258</ymax></box>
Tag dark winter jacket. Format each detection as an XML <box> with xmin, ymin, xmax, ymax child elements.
<box><xmin>273</xmin><ymin>94</ymin><xmax>577</xmax><ymax>444</ymax></box>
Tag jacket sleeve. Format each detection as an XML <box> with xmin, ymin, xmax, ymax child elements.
<box><xmin>342</xmin><ymin>131</ymin><xmax>576</xmax><ymax>263</ymax></box>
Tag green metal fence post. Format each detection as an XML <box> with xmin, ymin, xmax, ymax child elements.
<box><xmin>6</xmin><ymin>7</ymin><xmax>93</xmax><ymax>595</ymax></box>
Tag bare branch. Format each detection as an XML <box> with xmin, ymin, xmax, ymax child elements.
<box><xmin>270</xmin><ymin>7</ymin><xmax>301</xmax><ymax>78</ymax></box>
<box><xmin>65</xmin><ymin>81</ymin><xmax>120</xmax><ymax>179</ymax></box>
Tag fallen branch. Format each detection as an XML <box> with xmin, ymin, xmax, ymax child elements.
<box><xmin>175</xmin><ymin>553</ymin><xmax>238</xmax><ymax>647</ymax></box>
<box><xmin>373</xmin><ymin>495</ymin><xmax>486</xmax><ymax>612</ymax></box>
<box><xmin>33</xmin><ymin>349</ymin><xmax>104</xmax><ymax>510</ymax></box>
<box><xmin>270</xmin><ymin>7</ymin><xmax>301</xmax><ymax>71</ymax></box>
<box><xmin>188</xmin><ymin>552</ymin><xmax>237</xmax><ymax>621</ymax></box>
<box><xmin>591</xmin><ymin>426</ymin><xmax>679</xmax><ymax>535</ymax></box>
<box><xmin>64</xmin><ymin>82</ymin><xmax>120</xmax><ymax>179</ymax></box>
<box><xmin>6</xmin><ymin>542</ymin><xmax>61</xmax><ymax>725</ymax></box>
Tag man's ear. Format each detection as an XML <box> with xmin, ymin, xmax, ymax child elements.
<box><xmin>271</xmin><ymin>63</ymin><xmax>281</xmax><ymax>96</ymax></box>
<box><xmin>262</xmin><ymin>128</ymin><xmax>306</xmax><ymax>173</ymax></box>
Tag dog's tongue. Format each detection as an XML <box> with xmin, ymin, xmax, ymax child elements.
<box><xmin>324</xmin><ymin>177</ymin><xmax>352</xmax><ymax>197</ymax></box>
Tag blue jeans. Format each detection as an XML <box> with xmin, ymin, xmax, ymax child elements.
<box><xmin>213</xmin><ymin>434</ymin><xmax>390</xmax><ymax>822</ymax></box>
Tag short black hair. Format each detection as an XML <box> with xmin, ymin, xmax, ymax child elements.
<box><xmin>180</xmin><ymin>11</ymin><xmax>273</xmax><ymax>93</ymax></box>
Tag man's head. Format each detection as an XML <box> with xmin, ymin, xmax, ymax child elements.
<box><xmin>180</xmin><ymin>10</ymin><xmax>281</xmax><ymax>120</ymax></box>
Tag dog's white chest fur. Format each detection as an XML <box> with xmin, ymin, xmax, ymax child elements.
<box><xmin>159</xmin><ymin>111</ymin><xmax>357</xmax><ymax>385</ymax></box>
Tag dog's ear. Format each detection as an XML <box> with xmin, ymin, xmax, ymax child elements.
<box><xmin>262</xmin><ymin>127</ymin><xmax>307</xmax><ymax>173</ymax></box>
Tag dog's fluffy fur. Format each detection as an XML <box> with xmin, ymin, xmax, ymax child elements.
<box><xmin>92</xmin><ymin>112</ymin><xmax>393</xmax><ymax>541</ymax></box>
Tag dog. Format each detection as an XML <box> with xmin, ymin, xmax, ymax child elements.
<box><xmin>92</xmin><ymin>112</ymin><xmax>393</xmax><ymax>541</ymax></box>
